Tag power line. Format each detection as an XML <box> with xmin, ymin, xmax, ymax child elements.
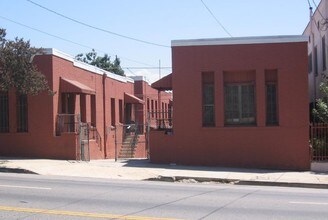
<box><xmin>200</xmin><ymin>0</ymin><xmax>233</xmax><ymax>37</ymax></box>
<box><xmin>26</xmin><ymin>0</ymin><xmax>170</xmax><ymax>48</ymax></box>
<box><xmin>0</xmin><ymin>15</ymin><xmax>155</xmax><ymax>67</ymax></box>
<box><xmin>312</xmin><ymin>0</ymin><xmax>326</xmax><ymax>20</ymax></box>
<box><xmin>307</xmin><ymin>0</ymin><xmax>312</xmax><ymax>8</ymax></box>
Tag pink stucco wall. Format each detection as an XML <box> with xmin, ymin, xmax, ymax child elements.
<box><xmin>0</xmin><ymin>52</ymin><xmax>168</xmax><ymax>160</ymax></box>
<box><xmin>150</xmin><ymin>39</ymin><xmax>310</xmax><ymax>170</ymax></box>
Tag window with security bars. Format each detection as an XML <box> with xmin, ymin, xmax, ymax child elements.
<box><xmin>323</xmin><ymin>36</ymin><xmax>326</xmax><ymax>71</ymax></box>
<box><xmin>17</xmin><ymin>94</ymin><xmax>28</xmax><ymax>132</ymax></box>
<box><xmin>314</xmin><ymin>46</ymin><xmax>318</xmax><ymax>76</ymax></box>
<box><xmin>266</xmin><ymin>84</ymin><xmax>278</xmax><ymax>125</ymax></box>
<box><xmin>224</xmin><ymin>84</ymin><xmax>256</xmax><ymax>125</ymax></box>
<box><xmin>308</xmin><ymin>52</ymin><xmax>312</xmax><ymax>74</ymax></box>
<box><xmin>0</xmin><ymin>92</ymin><xmax>9</xmax><ymax>133</ymax></box>
<box><xmin>203</xmin><ymin>83</ymin><xmax>215</xmax><ymax>126</ymax></box>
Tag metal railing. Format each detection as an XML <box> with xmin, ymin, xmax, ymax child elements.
<box><xmin>87</xmin><ymin>123</ymin><xmax>102</xmax><ymax>151</ymax></box>
<box><xmin>148</xmin><ymin>111</ymin><xmax>173</xmax><ymax>130</ymax></box>
<box><xmin>310</xmin><ymin>123</ymin><xmax>328</xmax><ymax>161</ymax></box>
<box><xmin>56</xmin><ymin>114</ymin><xmax>102</xmax><ymax>153</ymax></box>
<box><xmin>56</xmin><ymin>114</ymin><xmax>80</xmax><ymax>135</ymax></box>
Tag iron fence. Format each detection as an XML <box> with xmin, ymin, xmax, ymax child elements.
<box><xmin>87</xmin><ymin>123</ymin><xmax>102</xmax><ymax>151</ymax></box>
<box><xmin>310</xmin><ymin>123</ymin><xmax>328</xmax><ymax>161</ymax></box>
<box><xmin>56</xmin><ymin>114</ymin><xmax>80</xmax><ymax>135</ymax></box>
<box><xmin>148</xmin><ymin>111</ymin><xmax>173</xmax><ymax>130</ymax></box>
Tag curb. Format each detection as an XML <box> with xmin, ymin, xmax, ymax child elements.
<box><xmin>148</xmin><ymin>175</ymin><xmax>328</xmax><ymax>189</ymax></box>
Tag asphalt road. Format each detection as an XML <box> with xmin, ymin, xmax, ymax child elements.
<box><xmin>0</xmin><ymin>173</ymin><xmax>327</xmax><ymax>220</ymax></box>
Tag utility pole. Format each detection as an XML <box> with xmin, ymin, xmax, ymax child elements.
<box><xmin>159</xmin><ymin>59</ymin><xmax>161</xmax><ymax>79</ymax></box>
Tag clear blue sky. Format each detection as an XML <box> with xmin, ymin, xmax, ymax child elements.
<box><xmin>1</xmin><ymin>0</ymin><xmax>315</xmax><ymax>82</ymax></box>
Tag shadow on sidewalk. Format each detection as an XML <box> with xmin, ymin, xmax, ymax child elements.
<box><xmin>121</xmin><ymin>159</ymin><xmax>294</xmax><ymax>174</ymax></box>
<box><xmin>0</xmin><ymin>166</ymin><xmax>38</xmax><ymax>174</ymax></box>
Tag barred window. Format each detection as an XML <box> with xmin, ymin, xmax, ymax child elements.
<box><xmin>266</xmin><ymin>84</ymin><xmax>278</xmax><ymax>125</ymax></box>
<box><xmin>119</xmin><ymin>99</ymin><xmax>123</xmax><ymax>123</ymax></box>
<box><xmin>17</xmin><ymin>94</ymin><xmax>28</xmax><ymax>132</ymax></box>
<box><xmin>224</xmin><ymin>84</ymin><xmax>256</xmax><ymax>125</ymax></box>
<box><xmin>314</xmin><ymin>46</ymin><xmax>318</xmax><ymax>76</ymax></box>
<box><xmin>323</xmin><ymin>36</ymin><xmax>326</xmax><ymax>71</ymax></box>
<box><xmin>308</xmin><ymin>52</ymin><xmax>312</xmax><ymax>74</ymax></box>
<box><xmin>0</xmin><ymin>92</ymin><xmax>9</xmax><ymax>133</ymax></box>
<box><xmin>203</xmin><ymin>84</ymin><xmax>215</xmax><ymax>126</ymax></box>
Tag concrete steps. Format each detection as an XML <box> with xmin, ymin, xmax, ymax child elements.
<box><xmin>118</xmin><ymin>135</ymin><xmax>139</xmax><ymax>159</ymax></box>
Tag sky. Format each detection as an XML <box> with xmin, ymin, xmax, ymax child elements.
<box><xmin>1</xmin><ymin>0</ymin><xmax>316</xmax><ymax>83</ymax></box>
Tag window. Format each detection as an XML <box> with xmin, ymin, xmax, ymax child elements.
<box><xmin>314</xmin><ymin>46</ymin><xmax>318</xmax><ymax>76</ymax></box>
<box><xmin>147</xmin><ymin>98</ymin><xmax>150</xmax><ymax>115</ymax></box>
<box><xmin>224</xmin><ymin>84</ymin><xmax>255</xmax><ymax>125</ymax></box>
<box><xmin>91</xmin><ymin>95</ymin><xmax>96</xmax><ymax>127</ymax></box>
<box><xmin>151</xmin><ymin>100</ymin><xmax>154</xmax><ymax>118</ymax></box>
<box><xmin>202</xmin><ymin>72</ymin><xmax>215</xmax><ymax>127</ymax></box>
<box><xmin>308</xmin><ymin>52</ymin><xmax>312</xmax><ymax>74</ymax></box>
<box><xmin>266</xmin><ymin>84</ymin><xmax>278</xmax><ymax>125</ymax></box>
<box><xmin>110</xmin><ymin>98</ymin><xmax>116</xmax><ymax>126</ymax></box>
<box><xmin>0</xmin><ymin>92</ymin><xmax>9</xmax><ymax>133</ymax></box>
<box><xmin>155</xmin><ymin>101</ymin><xmax>158</xmax><ymax>118</ymax></box>
<box><xmin>119</xmin><ymin>99</ymin><xmax>123</xmax><ymax>123</ymax></box>
<box><xmin>203</xmin><ymin>84</ymin><xmax>215</xmax><ymax>126</ymax></box>
<box><xmin>17</xmin><ymin>93</ymin><xmax>28</xmax><ymax>132</ymax></box>
<box><xmin>323</xmin><ymin>36</ymin><xmax>326</xmax><ymax>71</ymax></box>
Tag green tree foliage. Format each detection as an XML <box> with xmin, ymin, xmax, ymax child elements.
<box><xmin>313</xmin><ymin>76</ymin><xmax>328</xmax><ymax>123</ymax></box>
<box><xmin>75</xmin><ymin>49</ymin><xmax>125</xmax><ymax>76</ymax></box>
<box><xmin>0</xmin><ymin>28</ymin><xmax>53</xmax><ymax>95</ymax></box>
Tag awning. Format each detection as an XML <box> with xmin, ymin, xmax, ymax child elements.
<box><xmin>60</xmin><ymin>78</ymin><xmax>96</xmax><ymax>94</ymax></box>
<box><xmin>124</xmin><ymin>93</ymin><xmax>145</xmax><ymax>104</ymax></box>
<box><xmin>151</xmin><ymin>73</ymin><xmax>172</xmax><ymax>91</ymax></box>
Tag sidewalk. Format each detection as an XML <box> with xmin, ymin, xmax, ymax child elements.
<box><xmin>1</xmin><ymin>158</ymin><xmax>328</xmax><ymax>188</ymax></box>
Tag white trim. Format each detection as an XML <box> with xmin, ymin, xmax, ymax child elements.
<box><xmin>171</xmin><ymin>35</ymin><xmax>309</xmax><ymax>47</ymax></box>
<box><xmin>42</xmin><ymin>48</ymin><xmax>134</xmax><ymax>83</ymax></box>
<box><xmin>129</xmin><ymin>75</ymin><xmax>150</xmax><ymax>85</ymax></box>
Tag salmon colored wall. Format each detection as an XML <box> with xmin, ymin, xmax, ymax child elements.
<box><xmin>0</xmin><ymin>53</ymin><xmax>169</xmax><ymax>160</ymax></box>
<box><xmin>150</xmin><ymin>41</ymin><xmax>310</xmax><ymax>170</ymax></box>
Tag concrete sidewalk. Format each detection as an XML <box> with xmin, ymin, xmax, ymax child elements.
<box><xmin>1</xmin><ymin>158</ymin><xmax>328</xmax><ymax>188</ymax></box>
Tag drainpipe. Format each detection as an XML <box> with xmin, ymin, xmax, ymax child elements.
<box><xmin>102</xmin><ymin>73</ymin><xmax>107</xmax><ymax>158</ymax></box>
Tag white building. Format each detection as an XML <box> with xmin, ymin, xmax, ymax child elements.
<box><xmin>303</xmin><ymin>0</ymin><xmax>328</xmax><ymax>106</ymax></box>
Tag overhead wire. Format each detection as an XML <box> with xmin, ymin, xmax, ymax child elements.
<box><xmin>0</xmin><ymin>15</ymin><xmax>155</xmax><ymax>67</ymax></box>
<box><xmin>26</xmin><ymin>0</ymin><xmax>170</xmax><ymax>48</ymax></box>
<box><xmin>312</xmin><ymin>0</ymin><xmax>326</xmax><ymax>20</ymax></box>
<box><xmin>200</xmin><ymin>0</ymin><xmax>233</xmax><ymax>37</ymax></box>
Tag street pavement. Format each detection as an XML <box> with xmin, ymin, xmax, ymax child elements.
<box><xmin>0</xmin><ymin>158</ymin><xmax>328</xmax><ymax>188</ymax></box>
<box><xmin>0</xmin><ymin>173</ymin><xmax>328</xmax><ymax>220</ymax></box>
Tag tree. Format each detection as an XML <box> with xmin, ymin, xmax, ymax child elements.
<box><xmin>313</xmin><ymin>76</ymin><xmax>328</xmax><ymax>123</ymax></box>
<box><xmin>75</xmin><ymin>49</ymin><xmax>125</xmax><ymax>76</ymax></box>
<box><xmin>0</xmin><ymin>28</ymin><xmax>53</xmax><ymax>95</ymax></box>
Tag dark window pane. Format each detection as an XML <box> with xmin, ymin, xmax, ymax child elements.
<box><xmin>225</xmin><ymin>84</ymin><xmax>255</xmax><ymax>125</ymax></box>
<box><xmin>203</xmin><ymin>83</ymin><xmax>215</xmax><ymax>126</ymax></box>
<box><xmin>315</xmin><ymin>46</ymin><xmax>318</xmax><ymax>76</ymax></box>
<box><xmin>0</xmin><ymin>92</ymin><xmax>9</xmax><ymax>133</ymax></box>
<box><xmin>308</xmin><ymin>53</ymin><xmax>313</xmax><ymax>74</ymax></box>
<box><xmin>266</xmin><ymin>84</ymin><xmax>278</xmax><ymax>125</ymax></box>
<box><xmin>17</xmin><ymin>94</ymin><xmax>28</xmax><ymax>132</ymax></box>
<box><xmin>323</xmin><ymin>36</ymin><xmax>326</xmax><ymax>71</ymax></box>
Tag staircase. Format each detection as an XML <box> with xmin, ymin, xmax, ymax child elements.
<box><xmin>118</xmin><ymin>134</ymin><xmax>139</xmax><ymax>158</ymax></box>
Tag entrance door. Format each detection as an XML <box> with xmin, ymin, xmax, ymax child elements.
<box><xmin>125</xmin><ymin>103</ymin><xmax>132</xmax><ymax>124</ymax></box>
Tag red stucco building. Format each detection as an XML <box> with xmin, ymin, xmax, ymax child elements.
<box><xmin>150</xmin><ymin>35</ymin><xmax>311</xmax><ymax>170</ymax></box>
<box><xmin>0</xmin><ymin>49</ymin><xmax>171</xmax><ymax>160</ymax></box>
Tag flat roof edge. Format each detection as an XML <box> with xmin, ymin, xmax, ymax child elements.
<box><xmin>42</xmin><ymin>48</ymin><xmax>134</xmax><ymax>83</ymax></box>
<box><xmin>171</xmin><ymin>35</ymin><xmax>309</xmax><ymax>47</ymax></box>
